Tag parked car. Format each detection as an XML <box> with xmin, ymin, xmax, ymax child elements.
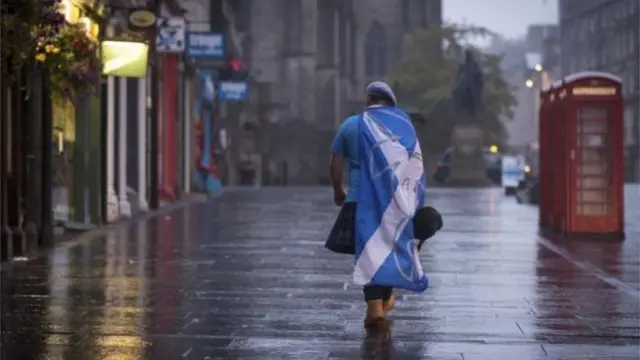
<box><xmin>501</xmin><ymin>155</ymin><xmax>528</xmax><ymax>196</ymax></box>
<box><xmin>432</xmin><ymin>147</ymin><xmax>502</xmax><ymax>185</ymax></box>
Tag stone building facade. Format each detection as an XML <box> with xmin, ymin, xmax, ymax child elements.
<box><xmin>220</xmin><ymin>0</ymin><xmax>442</xmax><ymax>185</ymax></box>
<box><xmin>559</xmin><ymin>0</ymin><xmax>639</xmax><ymax>181</ymax></box>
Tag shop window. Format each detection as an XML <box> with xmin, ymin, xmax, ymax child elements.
<box><xmin>52</xmin><ymin>94</ymin><xmax>76</xmax><ymax>223</ymax></box>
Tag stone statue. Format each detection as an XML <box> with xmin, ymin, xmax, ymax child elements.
<box><xmin>451</xmin><ymin>49</ymin><xmax>484</xmax><ymax>119</ymax></box>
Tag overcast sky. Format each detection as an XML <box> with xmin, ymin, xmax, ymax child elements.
<box><xmin>443</xmin><ymin>0</ymin><xmax>558</xmax><ymax>44</ymax></box>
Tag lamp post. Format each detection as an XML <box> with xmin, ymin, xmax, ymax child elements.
<box><xmin>137</xmin><ymin>72</ymin><xmax>148</xmax><ymax>211</ymax></box>
<box><xmin>118</xmin><ymin>73</ymin><xmax>131</xmax><ymax>218</ymax></box>
<box><xmin>41</xmin><ymin>67</ymin><xmax>53</xmax><ymax>247</ymax></box>
<box><xmin>105</xmin><ymin>23</ymin><xmax>119</xmax><ymax>222</ymax></box>
<box><xmin>1</xmin><ymin>82</ymin><xmax>11</xmax><ymax>259</ymax></box>
<box><xmin>148</xmin><ymin>0</ymin><xmax>161</xmax><ymax>210</ymax></box>
<box><xmin>532</xmin><ymin>64</ymin><xmax>550</xmax><ymax>148</ymax></box>
<box><xmin>529</xmin><ymin>64</ymin><xmax>549</xmax><ymax>174</ymax></box>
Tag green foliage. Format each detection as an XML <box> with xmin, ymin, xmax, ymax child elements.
<box><xmin>0</xmin><ymin>0</ymin><xmax>54</xmax><ymax>82</ymax></box>
<box><xmin>388</xmin><ymin>24</ymin><xmax>517</xmax><ymax>155</ymax></box>
<box><xmin>1</xmin><ymin>1</ymin><xmax>101</xmax><ymax>98</ymax></box>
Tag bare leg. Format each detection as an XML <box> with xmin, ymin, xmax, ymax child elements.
<box><xmin>363</xmin><ymin>285</ymin><xmax>393</xmax><ymax>328</ymax></box>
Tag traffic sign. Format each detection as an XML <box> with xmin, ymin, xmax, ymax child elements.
<box><xmin>156</xmin><ymin>17</ymin><xmax>186</xmax><ymax>53</ymax></box>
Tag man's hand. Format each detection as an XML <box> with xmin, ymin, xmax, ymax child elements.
<box><xmin>333</xmin><ymin>186</ymin><xmax>346</xmax><ymax>207</ymax></box>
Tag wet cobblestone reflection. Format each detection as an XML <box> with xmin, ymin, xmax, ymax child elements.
<box><xmin>2</xmin><ymin>187</ymin><xmax>639</xmax><ymax>359</ymax></box>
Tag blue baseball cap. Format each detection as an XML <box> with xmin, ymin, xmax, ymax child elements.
<box><xmin>366</xmin><ymin>81</ymin><xmax>397</xmax><ymax>105</ymax></box>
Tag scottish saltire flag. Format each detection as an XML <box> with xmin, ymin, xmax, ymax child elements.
<box><xmin>354</xmin><ymin>106</ymin><xmax>429</xmax><ymax>292</ymax></box>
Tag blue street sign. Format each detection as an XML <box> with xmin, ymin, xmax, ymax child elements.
<box><xmin>186</xmin><ymin>32</ymin><xmax>224</xmax><ymax>58</ymax></box>
<box><xmin>218</xmin><ymin>81</ymin><xmax>248</xmax><ymax>102</ymax></box>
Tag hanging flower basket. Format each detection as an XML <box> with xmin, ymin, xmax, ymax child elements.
<box><xmin>36</xmin><ymin>22</ymin><xmax>100</xmax><ymax>98</ymax></box>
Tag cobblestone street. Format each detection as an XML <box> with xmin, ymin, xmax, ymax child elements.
<box><xmin>2</xmin><ymin>187</ymin><xmax>639</xmax><ymax>359</ymax></box>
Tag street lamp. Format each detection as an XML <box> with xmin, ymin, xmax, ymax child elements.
<box><xmin>534</xmin><ymin>64</ymin><xmax>543</xmax><ymax>72</ymax></box>
<box><xmin>525</xmin><ymin>79</ymin><xmax>534</xmax><ymax>88</ymax></box>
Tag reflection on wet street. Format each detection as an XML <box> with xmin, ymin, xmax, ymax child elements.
<box><xmin>2</xmin><ymin>187</ymin><xmax>639</xmax><ymax>359</ymax></box>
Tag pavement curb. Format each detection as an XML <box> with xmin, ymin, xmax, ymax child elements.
<box><xmin>1</xmin><ymin>191</ymin><xmax>219</xmax><ymax>268</ymax></box>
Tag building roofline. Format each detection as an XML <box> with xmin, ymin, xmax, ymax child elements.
<box><xmin>564</xmin><ymin>71</ymin><xmax>622</xmax><ymax>84</ymax></box>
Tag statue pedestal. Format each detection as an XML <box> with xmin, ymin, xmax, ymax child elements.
<box><xmin>447</xmin><ymin>123</ymin><xmax>492</xmax><ymax>187</ymax></box>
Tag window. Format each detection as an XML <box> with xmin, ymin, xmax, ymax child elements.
<box><xmin>618</xmin><ymin>2</ymin><xmax>624</xmax><ymax>19</ymax></box>
<box><xmin>627</xmin><ymin>67</ymin><xmax>638</xmax><ymax>94</ymax></box>
<box><xmin>623</xmin><ymin>0</ymin><xmax>630</xmax><ymax>17</ymax></box>
<box><xmin>349</xmin><ymin>20</ymin><xmax>357</xmax><ymax>81</ymax></box>
<box><xmin>600</xmin><ymin>42</ymin><xmax>607</xmax><ymax>65</ymax></box>
<box><xmin>284</xmin><ymin>0</ymin><xmax>302</xmax><ymax>55</ymax></box>
<box><xmin>364</xmin><ymin>21</ymin><xmax>387</xmax><ymax>76</ymax></box>
<box><xmin>580</xmin><ymin>19</ymin><xmax>587</xmax><ymax>41</ymax></box>
<box><xmin>339</xmin><ymin>15</ymin><xmax>347</xmax><ymax>74</ymax></box>
<box><xmin>316</xmin><ymin>1</ymin><xmax>335</xmax><ymax>66</ymax></box>
<box><xmin>418</xmin><ymin>0</ymin><xmax>427</xmax><ymax>28</ymax></box>
<box><xmin>624</xmin><ymin>106</ymin><xmax>634</xmax><ymax>145</ymax></box>
<box><xmin>622</xmin><ymin>70</ymin><xmax>629</xmax><ymax>96</ymax></box>
<box><xmin>234</xmin><ymin>0</ymin><xmax>250</xmax><ymax>32</ymax></box>
<box><xmin>401</xmin><ymin>0</ymin><xmax>410</xmax><ymax>30</ymax></box>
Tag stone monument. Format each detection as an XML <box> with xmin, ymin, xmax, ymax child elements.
<box><xmin>448</xmin><ymin>49</ymin><xmax>492</xmax><ymax>186</ymax></box>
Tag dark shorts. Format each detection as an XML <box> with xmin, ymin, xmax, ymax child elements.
<box><xmin>325</xmin><ymin>202</ymin><xmax>393</xmax><ymax>301</ymax></box>
<box><xmin>363</xmin><ymin>284</ymin><xmax>393</xmax><ymax>301</ymax></box>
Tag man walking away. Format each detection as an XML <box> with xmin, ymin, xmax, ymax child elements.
<box><xmin>329</xmin><ymin>82</ymin><xmax>428</xmax><ymax>328</ymax></box>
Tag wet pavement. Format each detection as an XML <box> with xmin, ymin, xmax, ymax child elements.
<box><xmin>1</xmin><ymin>186</ymin><xmax>639</xmax><ymax>360</ymax></box>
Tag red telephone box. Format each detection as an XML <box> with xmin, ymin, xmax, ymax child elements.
<box><xmin>540</xmin><ymin>71</ymin><xmax>624</xmax><ymax>238</ymax></box>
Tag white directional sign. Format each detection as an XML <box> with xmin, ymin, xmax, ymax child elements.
<box><xmin>156</xmin><ymin>17</ymin><xmax>186</xmax><ymax>53</ymax></box>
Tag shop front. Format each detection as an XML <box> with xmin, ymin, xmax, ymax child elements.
<box><xmin>51</xmin><ymin>0</ymin><xmax>102</xmax><ymax>229</ymax></box>
<box><xmin>52</xmin><ymin>93</ymin><xmax>102</xmax><ymax>228</ymax></box>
